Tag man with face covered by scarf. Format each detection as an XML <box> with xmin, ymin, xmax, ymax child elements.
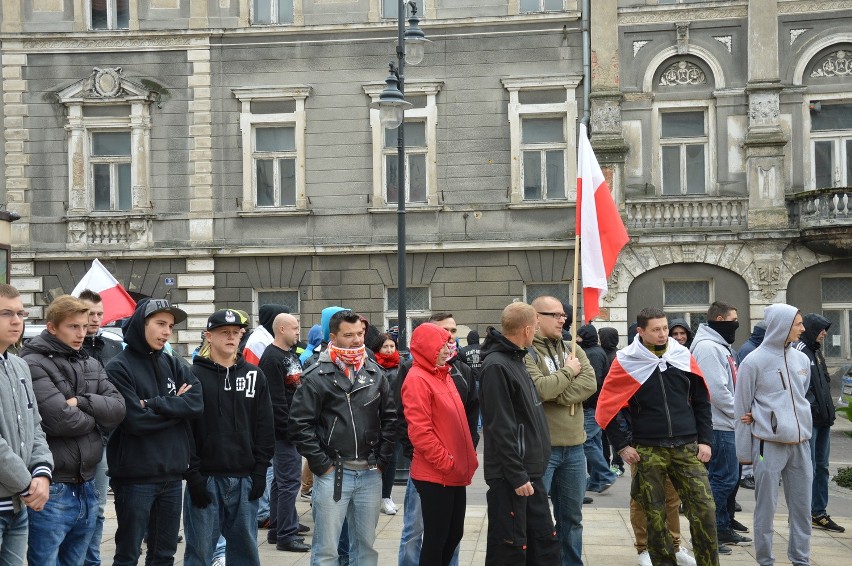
<box><xmin>288</xmin><ymin>310</ymin><xmax>396</xmax><ymax>566</ymax></box>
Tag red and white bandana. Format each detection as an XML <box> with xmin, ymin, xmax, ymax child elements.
<box><xmin>329</xmin><ymin>343</ymin><xmax>366</xmax><ymax>377</ymax></box>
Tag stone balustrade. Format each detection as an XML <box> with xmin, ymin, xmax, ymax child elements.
<box><xmin>787</xmin><ymin>188</ymin><xmax>851</xmax><ymax>228</ymax></box>
<box><xmin>66</xmin><ymin>214</ymin><xmax>153</xmax><ymax>248</ymax></box>
<box><xmin>625</xmin><ymin>196</ymin><xmax>749</xmax><ymax>230</ymax></box>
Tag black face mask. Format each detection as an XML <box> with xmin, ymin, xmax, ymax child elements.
<box><xmin>708</xmin><ymin>320</ymin><xmax>739</xmax><ymax>345</ymax></box>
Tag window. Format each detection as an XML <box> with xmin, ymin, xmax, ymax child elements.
<box><xmin>664</xmin><ymin>279</ymin><xmax>711</xmax><ymax>333</ymax></box>
<box><xmin>809</xmin><ymin>101</ymin><xmax>852</xmax><ymax>189</ymax></box>
<box><xmin>520</xmin><ymin>0</ymin><xmax>564</xmax><ymax>13</ymax></box>
<box><xmin>522</xmin><ymin>117</ymin><xmax>567</xmax><ymax>200</ymax></box>
<box><xmin>90</xmin><ymin>0</ymin><xmax>129</xmax><ymax>30</ymax></box>
<box><xmin>502</xmin><ymin>76</ymin><xmax>582</xmax><ymax>204</ymax></box>
<box><xmin>364</xmin><ymin>81</ymin><xmax>443</xmax><ymax>208</ymax></box>
<box><xmin>91</xmin><ymin>131</ymin><xmax>132</xmax><ymax>211</ymax></box>
<box><xmin>233</xmin><ymin>86</ymin><xmax>311</xmax><ymax>212</ymax></box>
<box><xmin>383</xmin><ymin>0</ymin><xmax>423</xmax><ymax>18</ymax></box>
<box><xmin>256</xmin><ymin>289</ymin><xmax>300</xmax><ymax>319</ymax></box>
<box><xmin>384</xmin><ymin>122</ymin><xmax>427</xmax><ymax>204</ymax></box>
<box><xmin>386</xmin><ymin>286</ymin><xmax>430</xmax><ymax>343</ymax></box>
<box><xmin>822</xmin><ymin>276</ymin><xmax>852</xmax><ymax>359</ymax></box>
<box><xmin>660</xmin><ymin>111</ymin><xmax>708</xmax><ymax>195</ymax></box>
<box><xmin>252</xmin><ymin>0</ymin><xmax>293</xmax><ymax>24</ymax></box>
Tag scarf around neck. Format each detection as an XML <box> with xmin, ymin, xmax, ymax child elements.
<box><xmin>329</xmin><ymin>343</ymin><xmax>366</xmax><ymax>377</ymax></box>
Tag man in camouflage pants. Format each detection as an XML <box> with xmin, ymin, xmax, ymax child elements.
<box><xmin>597</xmin><ymin>308</ymin><xmax>719</xmax><ymax>566</ymax></box>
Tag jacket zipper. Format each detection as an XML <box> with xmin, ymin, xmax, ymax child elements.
<box><xmin>783</xmin><ymin>351</ymin><xmax>802</xmax><ymax>442</ymax></box>
<box><xmin>346</xmin><ymin>392</ymin><xmax>358</xmax><ymax>456</ymax></box>
<box><xmin>777</xmin><ymin>370</ymin><xmax>787</xmax><ymax>390</ymax></box>
<box><xmin>327</xmin><ymin>416</ymin><xmax>338</xmax><ymax>445</ymax></box>
<box><xmin>658</xmin><ymin>371</ymin><xmax>673</xmax><ymax>438</ymax></box>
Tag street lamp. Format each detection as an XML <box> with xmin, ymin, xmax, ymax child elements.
<box><xmin>371</xmin><ymin>0</ymin><xmax>429</xmax><ymax>352</ymax></box>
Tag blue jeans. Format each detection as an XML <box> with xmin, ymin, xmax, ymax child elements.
<box><xmin>583</xmin><ymin>408</ymin><xmax>617</xmax><ymax>491</ymax></box>
<box><xmin>0</xmin><ymin>508</ymin><xmax>28</xmax><ymax>565</ymax></box>
<box><xmin>311</xmin><ymin>468</ymin><xmax>381</xmax><ymax>566</ymax></box>
<box><xmin>810</xmin><ymin>424</ymin><xmax>831</xmax><ymax>516</ymax></box>
<box><xmin>256</xmin><ymin>462</ymin><xmax>274</xmax><ymax>521</ymax></box>
<box><xmin>542</xmin><ymin>445</ymin><xmax>586</xmax><ymax>566</ymax></box>
<box><xmin>708</xmin><ymin>430</ymin><xmax>738</xmax><ymax>533</ymax></box>
<box><xmin>183</xmin><ymin>476</ymin><xmax>260</xmax><ymax>566</ymax></box>
<box><xmin>112</xmin><ymin>480</ymin><xmax>182</xmax><ymax>566</ymax></box>
<box><xmin>27</xmin><ymin>480</ymin><xmax>98</xmax><ymax>566</ymax></box>
<box><xmin>85</xmin><ymin>445</ymin><xmax>109</xmax><ymax>566</ymax></box>
<box><xmin>397</xmin><ymin>476</ymin><xmax>460</xmax><ymax>566</ymax></box>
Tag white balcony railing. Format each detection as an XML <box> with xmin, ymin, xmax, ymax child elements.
<box><xmin>788</xmin><ymin>189</ymin><xmax>851</xmax><ymax>228</ymax></box>
<box><xmin>67</xmin><ymin>214</ymin><xmax>153</xmax><ymax>248</ymax></box>
<box><xmin>625</xmin><ymin>197</ymin><xmax>748</xmax><ymax>230</ymax></box>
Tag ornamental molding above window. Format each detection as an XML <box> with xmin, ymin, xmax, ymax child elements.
<box><xmin>810</xmin><ymin>50</ymin><xmax>852</xmax><ymax>78</ymax></box>
<box><xmin>57</xmin><ymin>67</ymin><xmax>155</xmax><ymax>103</ymax></box>
<box><xmin>659</xmin><ymin>60</ymin><xmax>706</xmax><ymax>86</ymax></box>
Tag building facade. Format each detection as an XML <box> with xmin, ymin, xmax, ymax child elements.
<box><xmin>1</xmin><ymin>0</ymin><xmax>850</xmax><ymax>357</ymax></box>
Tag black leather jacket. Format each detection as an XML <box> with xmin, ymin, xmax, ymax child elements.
<box><xmin>288</xmin><ymin>349</ymin><xmax>396</xmax><ymax>476</ymax></box>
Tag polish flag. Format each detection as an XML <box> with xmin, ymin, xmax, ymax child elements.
<box><xmin>72</xmin><ymin>259</ymin><xmax>137</xmax><ymax>325</ymax></box>
<box><xmin>576</xmin><ymin>123</ymin><xmax>629</xmax><ymax>324</ymax></box>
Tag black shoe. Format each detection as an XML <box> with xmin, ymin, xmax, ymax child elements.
<box><xmin>739</xmin><ymin>476</ymin><xmax>755</xmax><ymax>490</ymax></box>
<box><xmin>297</xmin><ymin>523</ymin><xmax>310</xmax><ymax>534</ymax></box>
<box><xmin>734</xmin><ymin>501</ymin><xmax>742</xmax><ymax>512</ymax></box>
<box><xmin>718</xmin><ymin>530</ymin><xmax>752</xmax><ymax>546</ymax></box>
<box><xmin>813</xmin><ymin>514</ymin><xmax>846</xmax><ymax>533</ymax></box>
<box><xmin>730</xmin><ymin>519</ymin><xmax>749</xmax><ymax>533</ymax></box>
<box><xmin>177</xmin><ymin>535</ymin><xmax>183</xmax><ymax>543</ymax></box>
<box><xmin>258</xmin><ymin>517</ymin><xmax>272</xmax><ymax>529</ymax></box>
<box><xmin>277</xmin><ymin>540</ymin><xmax>311</xmax><ymax>552</ymax></box>
<box><xmin>718</xmin><ymin>544</ymin><xmax>732</xmax><ymax>555</ymax></box>
<box><xmin>583</xmin><ymin>496</ymin><xmax>593</xmax><ymax>504</ymax></box>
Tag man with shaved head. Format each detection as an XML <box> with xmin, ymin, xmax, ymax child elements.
<box><xmin>480</xmin><ymin>302</ymin><xmax>561</xmax><ymax>565</ymax></box>
<box><xmin>259</xmin><ymin>313</ymin><xmax>311</xmax><ymax>553</ymax></box>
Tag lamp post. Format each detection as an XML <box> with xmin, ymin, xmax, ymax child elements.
<box><xmin>371</xmin><ymin>1</ymin><xmax>428</xmax><ymax>352</ymax></box>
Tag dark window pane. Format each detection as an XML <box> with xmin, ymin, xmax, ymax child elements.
<box><xmin>279</xmin><ymin>159</ymin><xmax>296</xmax><ymax>206</ymax></box>
<box><xmin>83</xmin><ymin>105</ymin><xmax>131</xmax><ymax>118</ymax></box>
<box><xmin>386</xmin><ymin>158</ymin><xmax>399</xmax><ymax>204</ymax></box>
<box><xmin>93</xmin><ymin>164</ymin><xmax>111</xmax><ymax>211</ymax></box>
<box><xmin>664</xmin><ymin>280</ymin><xmax>710</xmax><ymax>306</ymax></box>
<box><xmin>91</xmin><ymin>0</ymin><xmax>108</xmax><ymax>29</ymax></box>
<box><xmin>814</xmin><ymin>140</ymin><xmax>834</xmax><ymax>188</ymax></box>
<box><xmin>257</xmin><ymin>290</ymin><xmax>299</xmax><ymax>314</ymax></box>
<box><xmin>661</xmin><ymin>111</ymin><xmax>705</xmax><ymax>138</ymax></box>
<box><xmin>250</xmin><ymin>100</ymin><xmax>296</xmax><ymax>114</ymax></box>
<box><xmin>518</xmin><ymin>90</ymin><xmax>566</xmax><ymax>105</ymax></box>
<box><xmin>277</xmin><ymin>0</ymin><xmax>294</xmax><ymax>23</ymax></box>
<box><xmin>256</xmin><ymin>127</ymin><xmax>294</xmax><ymax>152</ymax></box>
<box><xmin>254</xmin><ymin>0</ymin><xmax>272</xmax><ymax>24</ymax></box>
<box><xmin>256</xmin><ymin>159</ymin><xmax>275</xmax><ymax>206</ymax></box>
<box><xmin>545</xmin><ymin>150</ymin><xmax>565</xmax><ymax>199</ymax></box>
<box><xmin>522</xmin><ymin>118</ymin><xmax>563</xmax><ymax>144</ymax></box>
<box><xmin>520</xmin><ymin>0</ymin><xmax>540</xmax><ymax>12</ymax></box>
<box><xmin>846</xmin><ymin>140</ymin><xmax>852</xmax><ymax>185</ymax></box>
<box><xmin>544</xmin><ymin>0</ymin><xmax>562</xmax><ymax>10</ymax></box>
<box><xmin>811</xmin><ymin>103</ymin><xmax>852</xmax><ymax>131</ymax></box>
<box><xmin>821</xmin><ymin>309</ymin><xmax>842</xmax><ymax>358</ymax></box>
<box><xmin>386</xmin><ymin>122</ymin><xmax>426</xmax><ymax>148</ymax></box>
<box><xmin>685</xmin><ymin>144</ymin><xmax>706</xmax><ymax>194</ymax></box>
<box><xmin>116</xmin><ymin>0</ymin><xmax>129</xmax><ymax>29</ymax></box>
<box><xmin>93</xmin><ymin>132</ymin><xmax>131</xmax><ymax>156</ymax></box>
<box><xmin>117</xmin><ymin>164</ymin><xmax>131</xmax><ymax>210</ymax></box>
<box><xmin>409</xmin><ymin>154</ymin><xmax>426</xmax><ymax>203</ymax></box>
<box><xmin>387</xmin><ymin>286</ymin><xmax>429</xmax><ymax>311</ymax></box>
<box><xmin>822</xmin><ymin>277</ymin><xmax>852</xmax><ymax>303</ymax></box>
<box><xmin>661</xmin><ymin>146</ymin><xmax>682</xmax><ymax>195</ymax></box>
<box><xmin>523</xmin><ymin>151</ymin><xmax>542</xmax><ymax>200</ymax></box>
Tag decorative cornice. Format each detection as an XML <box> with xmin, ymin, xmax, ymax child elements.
<box><xmin>16</xmin><ymin>34</ymin><xmax>207</xmax><ymax>52</ymax></box>
<box><xmin>618</xmin><ymin>3</ymin><xmax>747</xmax><ymax>25</ymax></box>
<box><xmin>778</xmin><ymin>0</ymin><xmax>852</xmax><ymax>15</ymax></box>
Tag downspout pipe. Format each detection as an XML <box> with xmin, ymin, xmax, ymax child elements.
<box><xmin>581</xmin><ymin>0</ymin><xmax>591</xmax><ymax>130</ymax></box>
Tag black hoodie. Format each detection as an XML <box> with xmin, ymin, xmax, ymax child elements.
<box><xmin>189</xmin><ymin>355</ymin><xmax>274</xmax><ymax>478</ymax></box>
<box><xmin>668</xmin><ymin>318</ymin><xmax>694</xmax><ymax>349</ymax></box>
<box><xmin>479</xmin><ymin>327</ymin><xmax>551</xmax><ymax>487</ymax></box>
<box><xmin>577</xmin><ymin>324</ymin><xmax>607</xmax><ymax>408</ymax></box>
<box><xmin>794</xmin><ymin>314</ymin><xmax>835</xmax><ymax>427</ymax></box>
<box><xmin>105</xmin><ymin>300</ymin><xmax>204</xmax><ymax>483</ymax></box>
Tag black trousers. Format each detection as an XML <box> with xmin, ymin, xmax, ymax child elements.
<box><xmin>413</xmin><ymin>479</ymin><xmax>466</xmax><ymax>566</ymax></box>
<box><xmin>485</xmin><ymin>477</ymin><xmax>561</xmax><ymax>566</ymax></box>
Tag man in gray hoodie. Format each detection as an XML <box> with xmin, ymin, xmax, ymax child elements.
<box><xmin>691</xmin><ymin>301</ymin><xmax>751</xmax><ymax>552</ymax></box>
<box><xmin>734</xmin><ymin>304</ymin><xmax>811</xmax><ymax>566</ymax></box>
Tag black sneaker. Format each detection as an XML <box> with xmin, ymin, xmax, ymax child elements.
<box><xmin>718</xmin><ymin>531</ymin><xmax>752</xmax><ymax>546</ymax></box>
<box><xmin>718</xmin><ymin>544</ymin><xmax>732</xmax><ymax>555</ymax></box>
<box><xmin>812</xmin><ymin>514</ymin><xmax>845</xmax><ymax>533</ymax></box>
<box><xmin>583</xmin><ymin>496</ymin><xmax>593</xmax><ymax>504</ymax></box>
<box><xmin>277</xmin><ymin>540</ymin><xmax>311</xmax><ymax>552</ymax></box>
<box><xmin>297</xmin><ymin>523</ymin><xmax>310</xmax><ymax>534</ymax></box>
<box><xmin>734</xmin><ymin>500</ymin><xmax>742</xmax><ymax>512</ymax></box>
<box><xmin>739</xmin><ymin>476</ymin><xmax>755</xmax><ymax>490</ymax></box>
<box><xmin>730</xmin><ymin>519</ymin><xmax>749</xmax><ymax>533</ymax></box>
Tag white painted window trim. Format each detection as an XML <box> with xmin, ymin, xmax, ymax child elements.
<box><xmin>651</xmin><ymin>101</ymin><xmax>717</xmax><ymax>196</ymax></box>
<box><xmin>249</xmin><ymin>0</ymin><xmax>302</xmax><ymax>25</ymax></box>
<box><xmin>803</xmin><ymin>93</ymin><xmax>852</xmax><ymax>190</ymax></box>
<box><xmin>364</xmin><ymin>80</ymin><xmax>443</xmax><ymax>208</ymax></box>
<box><xmin>87</xmin><ymin>0</ymin><xmax>129</xmax><ymax>30</ymax></box>
<box><xmin>519</xmin><ymin>115</ymin><xmax>570</xmax><ymax>201</ymax></box>
<box><xmin>517</xmin><ymin>0</ymin><xmax>567</xmax><ymax>14</ymax></box>
<box><xmin>233</xmin><ymin>86</ymin><xmax>311</xmax><ymax>211</ymax></box>
<box><xmin>501</xmin><ymin>75</ymin><xmax>581</xmax><ymax>204</ymax></box>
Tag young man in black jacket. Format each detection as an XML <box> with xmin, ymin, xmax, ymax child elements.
<box><xmin>183</xmin><ymin>309</ymin><xmax>274</xmax><ymax>566</ymax></box>
<box><xmin>480</xmin><ymin>302</ymin><xmax>561</xmax><ymax>566</ymax></box>
<box><xmin>105</xmin><ymin>298</ymin><xmax>203</xmax><ymax>566</ymax></box>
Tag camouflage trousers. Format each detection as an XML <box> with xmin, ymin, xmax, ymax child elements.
<box><xmin>632</xmin><ymin>443</ymin><xmax>719</xmax><ymax>566</ymax></box>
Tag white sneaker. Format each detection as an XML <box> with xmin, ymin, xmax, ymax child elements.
<box><xmin>637</xmin><ymin>550</ymin><xmax>652</xmax><ymax>566</ymax></box>
<box><xmin>676</xmin><ymin>547</ymin><xmax>697</xmax><ymax>566</ymax></box>
<box><xmin>211</xmin><ymin>557</ymin><xmax>226</xmax><ymax>566</ymax></box>
<box><xmin>381</xmin><ymin>497</ymin><xmax>397</xmax><ymax>515</ymax></box>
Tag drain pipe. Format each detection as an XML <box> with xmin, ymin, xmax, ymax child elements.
<box><xmin>581</xmin><ymin>0</ymin><xmax>591</xmax><ymax>130</ymax></box>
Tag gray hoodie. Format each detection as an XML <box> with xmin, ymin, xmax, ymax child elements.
<box><xmin>734</xmin><ymin>304</ymin><xmax>812</xmax><ymax>463</ymax></box>
<box><xmin>691</xmin><ymin>323</ymin><xmax>737</xmax><ymax>431</ymax></box>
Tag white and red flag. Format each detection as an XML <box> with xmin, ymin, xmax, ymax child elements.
<box><xmin>595</xmin><ymin>337</ymin><xmax>706</xmax><ymax>429</ymax></box>
<box><xmin>72</xmin><ymin>259</ymin><xmax>137</xmax><ymax>325</ymax></box>
<box><xmin>576</xmin><ymin>123</ymin><xmax>629</xmax><ymax>324</ymax></box>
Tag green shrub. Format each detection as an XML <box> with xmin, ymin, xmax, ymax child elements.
<box><xmin>834</xmin><ymin>467</ymin><xmax>852</xmax><ymax>490</ymax></box>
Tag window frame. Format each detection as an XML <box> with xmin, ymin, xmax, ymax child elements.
<box><xmin>652</xmin><ymin>102</ymin><xmax>716</xmax><ymax>197</ymax></box>
<box><xmin>364</xmin><ymin>80</ymin><xmax>443</xmax><ymax>208</ymax></box>
<box><xmin>90</xmin><ymin>130</ymin><xmax>133</xmax><ymax>212</ymax></box>
<box><xmin>502</xmin><ymin>76</ymin><xmax>582</xmax><ymax>205</ymax></box>
<box><xmin>805</xmin><ymin>95</ymin><xmax>852</xmax><ymax>190</ymax></box>
<box><xmin>820</xmin><ymin>275</ymin><xmax>852</xmax><ymax>359</ymax></box>
<box><xmin>385</xmin><ymin>286</ymin><xmax>431</xmax><ymax>342</ymax></box>
<box><xmin>250</xmin><ymin>0</ymin><xmax>298</xmax><ymax>26</ymax></box>
<box><xmin>253</xmin><ymin>289</ymin><xmax>301</xmax><ymax>326</ymax></box>
<box><xmin>233</xmin><ymin>86</ymin><xmax>311</xmax><ymax>212</ymax></box>
<box><xmin>382</xmin><ymin>120</ymin><xmax>428</xmax><ymax>205</ymax></box>
<box><xmin>518</xmin><ymin>0</ymin><xmax>566</xmax><ymax>14</ymax></box>
<box><xmin>520</xmin><ymin>115</ymin><xmax>569</xmax><ymax>201</ymax></box>
<box><xmin>380</xmin><ymin>0</ymin><xmax>425</xmax><ymax>19</ymax></box>
<box><xmin>88</xmin><ymin>0</ymin><xmax>130</xmax><ymax>30</ymax></box>
<box><xmin>663</xmin><ymin>278</ymin><xmax>713</xmax><ymax>333</ymax></box>
<box><xmin>252</xmin><ymin>126</ymin><xmax>298</xmax><ymax>208</ymax></box>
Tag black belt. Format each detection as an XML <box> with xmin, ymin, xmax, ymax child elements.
<box><xmin>333</xmin><ymin>458</ymin><xmax>343</xmax><ymax>502</ymax></box>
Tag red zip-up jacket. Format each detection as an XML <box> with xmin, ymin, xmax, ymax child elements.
<box><xmin>402</xmin><ymin>323</ymin><xmax>478</xmax><ymax>486</ymax></box>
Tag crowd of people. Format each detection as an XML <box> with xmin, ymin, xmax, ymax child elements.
<box><xmin>0</xmin><ymin>280</ymin><xmax>845</xmax><ymax>566</ymax></box>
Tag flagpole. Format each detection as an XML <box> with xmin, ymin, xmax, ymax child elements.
<box><xmin>569</xmin><ymin>232</ymin><xmax>581</xmax><ymax>416</ymax></box>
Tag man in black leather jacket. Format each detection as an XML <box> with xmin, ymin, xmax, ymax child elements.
<box><xmin>288</xmin><ymin>309</ymin><xmax>396</xmax><ymax>566</ymax></box>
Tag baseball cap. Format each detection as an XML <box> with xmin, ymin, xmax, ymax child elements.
<box><xmin>143</xmin><ymin>298</ymin><xmax>187</xmax><ymax>325</ymax></box>
<box><xmin>207</xmin><ymin>309</ymin><xmax>249</xmax><ymax>331</ymax></box>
